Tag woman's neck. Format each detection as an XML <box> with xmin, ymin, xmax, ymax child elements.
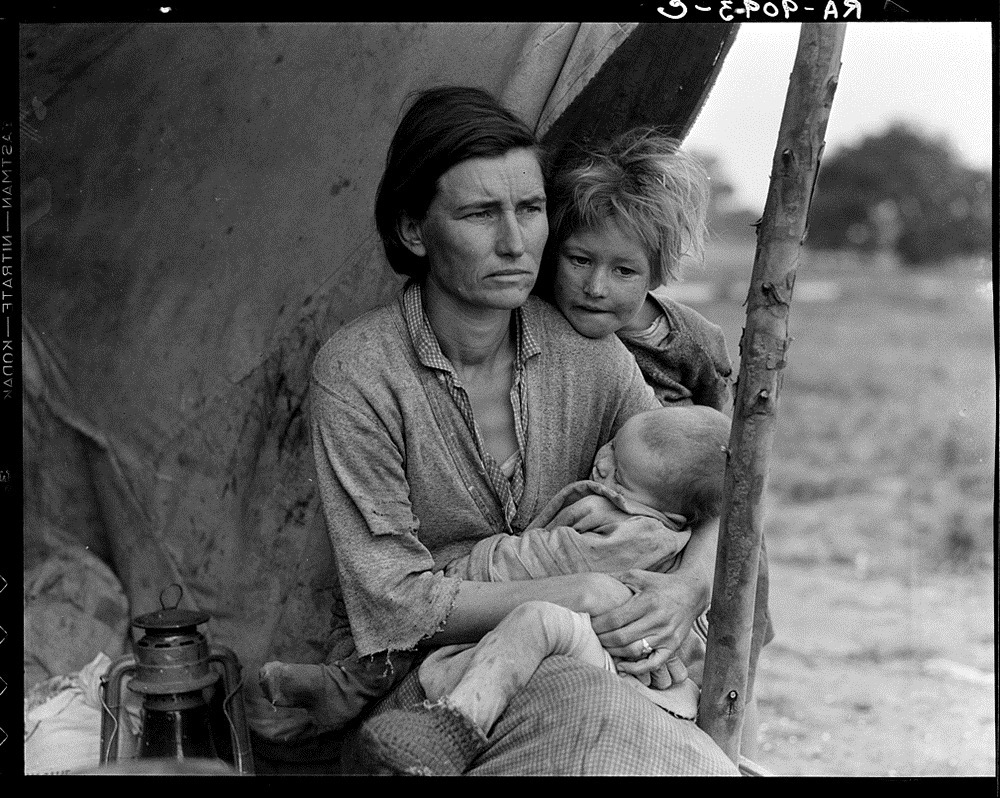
<box><xmin>423</xmin><ymin>285</ymin><xmax>515</xmax><ymax>369</ymax></box>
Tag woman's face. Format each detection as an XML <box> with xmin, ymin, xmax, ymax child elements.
<box><xmin>553</xmin><ymin>219</ymin><xmax>652</xmax><ymax>339</ymax></box>
<box><xmin>403</xmin><ymin>148</ymin><xmax>548</xmax><ymax>313</ymax></box>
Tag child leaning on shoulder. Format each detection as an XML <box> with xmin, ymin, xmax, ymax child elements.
<box><xmin>538</xmin><ymin>128</ymin><xmax>733</xmax><ymax>411</ymax></box>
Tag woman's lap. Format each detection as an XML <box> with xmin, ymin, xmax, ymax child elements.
<box><xmin>345</xmin><ymin>654</ymin><xmax>738</xmax><ymax>776</ymax></box>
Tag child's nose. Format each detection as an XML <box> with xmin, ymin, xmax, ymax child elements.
<box><xmin>583</xmin><ymin>269</ymin><xmax>608</xmax><ymax>298</ymax></box>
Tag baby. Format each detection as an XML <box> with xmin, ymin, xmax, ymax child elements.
<box><xmin>445</xmin><ymin>403</ymin><xmax>729</xmax><ymax>588</ymax></box>
<box><xmin>257</xmin><ymin>405</ymin><xmax>729</xmax><ymax>744</ymax></box>
<box><xmin>355</xmin><ymin>404</ymin><xmax>732</xmax><ymax>775</ymax></box>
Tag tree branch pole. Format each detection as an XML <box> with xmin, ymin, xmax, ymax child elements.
<box><xmin>697</xmin><ymin>23</ymin><xmax>847</xmax><ymax>765</ymax></box>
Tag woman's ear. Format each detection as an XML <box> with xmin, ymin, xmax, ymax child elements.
<box><xmin>397</xmin><ymin>213</ymin><xmax>427</xmax><ymax>258</ymax></box>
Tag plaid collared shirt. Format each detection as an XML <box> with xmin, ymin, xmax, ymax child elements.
<box><xmin>402</xmin><ymin>281</ymin><xmax>540</xmax><ymax>527</ymax></box>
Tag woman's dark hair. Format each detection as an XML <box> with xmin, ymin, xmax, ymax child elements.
<box><xmin>375</xmin><ymin>85</ymin><xmax>542</xmax><ymax>279</ymax></box>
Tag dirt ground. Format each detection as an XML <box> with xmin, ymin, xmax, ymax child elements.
<box><xmin>751</xmin><ymin>555</ymin><xmax>995</xmax><ymax>776</ymax></box>
<box><xmin>684</xmin><ymin>250</ymin><xmax>996</xmax><ymax>778</ymax></box>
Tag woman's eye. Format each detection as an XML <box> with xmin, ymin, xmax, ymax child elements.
<box><xmin>467</xmin><ymin>209</ymin><xmax>494</xmax><ymax>220</ymax></box>
<box><xmin>518</xmin><ymin>205</ymin><xmax>543</xmax><ymax>216</ymax></box>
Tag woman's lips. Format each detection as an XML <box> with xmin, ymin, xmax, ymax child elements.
<box><xmin>488</xmin><ymin>270</ymin><xmax>533</xmax><ymax>279</ymax></box>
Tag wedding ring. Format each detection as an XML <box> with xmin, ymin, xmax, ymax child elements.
<box><xmin>640</xmin><ymin>638</ymin><xmax>654</xmax><ymax>657</ymax></box>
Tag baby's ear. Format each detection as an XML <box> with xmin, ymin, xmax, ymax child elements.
<box><xmin>397</xmin><ymin>213</ymin><xmax>427</xmax><ymax>258</ymax></box>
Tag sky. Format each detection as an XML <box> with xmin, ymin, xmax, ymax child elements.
<box><xmin>685</xmin><ymin>21</ymin><xmax>995</xmax><ymax>211</ymax></box>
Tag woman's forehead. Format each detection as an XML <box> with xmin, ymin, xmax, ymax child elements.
<box><xmin>435</xmin><ymin>149</ymin><xmax>545</xmax><ymax>202</ymax></box>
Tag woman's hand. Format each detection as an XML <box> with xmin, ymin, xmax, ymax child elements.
<box><xmin>590</xmin><ymin>569</ymin><xmax>709</xmax><ymax>678</ymax></box>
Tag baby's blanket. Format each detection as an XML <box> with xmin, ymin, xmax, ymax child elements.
<box><xmin>445</xmin><ymin>480</ymin><xmax>692</xmax><ymax>582</ymax></box>
<box><xmin>443</xmin><ymin>479</ymin><xmax>702</xmax><ymax>720</ymax></box>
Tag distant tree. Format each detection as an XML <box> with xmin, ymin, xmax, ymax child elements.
<box><xmin>807</xmin><ymin>123</ymin><xmax>992</xmax><ymax>266</ymax></box>
<box><xmin>693</xmin><ymin>150</ymin><xmax>759</xmax><ymax>243</ymax></box>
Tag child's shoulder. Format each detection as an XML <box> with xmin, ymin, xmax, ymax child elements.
<box><xmin>650</xmin><ymin>291</ymin><xmax>730</xmax><ymax>362</ymax></box>
<box><xmin>649</xmin><ymin>290</ymin><xmax>725</xmax><ymax>343</ymax></box>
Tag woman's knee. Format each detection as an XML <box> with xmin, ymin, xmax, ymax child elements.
<box><xmin>475</xmin><ymin>656</ymin><xmax>737</xmax><ymax>775</ymax></box>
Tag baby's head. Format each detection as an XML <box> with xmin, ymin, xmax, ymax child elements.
<box><xmin>590</xmin><ymin>405</ymin><xmax>730</xmax><ymax>524</ymax></box>
<box><xmin>541</xmin><ymin>128</ymin><xmax>710</xmax><ymax>338</ymax></box>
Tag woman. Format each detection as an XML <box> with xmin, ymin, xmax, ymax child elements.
<box><xmin>308</xmin><ymin>85</ymin><xmax>737</xmax><ymax>775</ymax></box>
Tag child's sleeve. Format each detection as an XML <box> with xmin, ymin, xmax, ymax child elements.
<box><xmin>618</xmin><ymin>294</ymin><xmax>733</xmax><ymax>411</ymax></box>
<box><xmin>684</xmin><ymin>317</ymin><xmax>733</xmax><ymax>410</ymax></box>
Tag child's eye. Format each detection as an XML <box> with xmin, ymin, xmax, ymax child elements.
<box><xmin>614</xmin><ymin>266</ymin><xmax>639</xmax><ymax>278</ymax></box>
<box><xmin>567</xmin><ymin>255</ymin><xmax>590</xmax><ymax>267</ymax></box>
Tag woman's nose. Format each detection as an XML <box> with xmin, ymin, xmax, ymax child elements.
<box><xmin>495</xmin><ymin>212</ymin><xmax>526</xmax><ymax>257</ymax></box>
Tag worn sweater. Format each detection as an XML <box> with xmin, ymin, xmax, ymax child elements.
<box><xmin>310</xmin><ymin>285</ymin><xmax>658</xmax><ymax>660</ymax></box>
<box><xmin>618</xmin><ymin>290</ymin><xmax>733</xmax><ymax>411</ymax></box>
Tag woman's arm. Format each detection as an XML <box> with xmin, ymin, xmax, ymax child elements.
<box><xmin>589</xmin><ymin>515</ymin><xmax>718</xmax><ymax>677</ymax></box>
<box><xmin>424</xmin><ymin>571</ymin><xmax>635</xmax><ymax>645</ymax></box>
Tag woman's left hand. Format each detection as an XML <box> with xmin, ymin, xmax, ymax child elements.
<box><xmin>590</xmin><ymin>568</ymin><xmax>709</xmax><ymax>677</ymax></box>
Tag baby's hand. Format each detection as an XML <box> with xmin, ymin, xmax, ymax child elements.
<box><xmin>547</xmin><ymin>494</ymin><xmax>629</xmax><ymax>533</ymax></box>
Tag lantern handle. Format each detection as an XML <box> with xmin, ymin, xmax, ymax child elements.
<box><xmin>159</xmin><ymin>583</ymin><xmax>184</xmax><ymax>611</ymax></box>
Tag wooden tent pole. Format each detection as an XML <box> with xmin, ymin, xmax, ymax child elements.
<box><xmin>697</xmin><ymin>22</ymin><xmax>847</xmax><ymax>764</ymax></box>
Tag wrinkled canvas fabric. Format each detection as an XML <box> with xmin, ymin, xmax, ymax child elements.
<box><xmin>23</xmin><ymin>544</ymin><xmax>131</xmax><ymax>691</ymax></box>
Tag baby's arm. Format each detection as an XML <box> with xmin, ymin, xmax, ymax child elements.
<box><xmin>448</xmin><ymin>518</ymin><xmax>689</xmax><ymax>581</ymax></box>
<box><xmin>445</xmin><ymin>498</ymin><xmax>690</xmax><ymax>582</ymax></box>
<box><xmin>544</xmin><ymin>493</ymin><xmax>632</xmax><ymax>532</ymax></box>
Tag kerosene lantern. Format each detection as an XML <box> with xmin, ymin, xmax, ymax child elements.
<box><xmin>99</xmin><ymin>586</ymin><xmax>254</xmax><ymax>774</ymax></box>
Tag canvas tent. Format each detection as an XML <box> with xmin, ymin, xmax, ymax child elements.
<box><xmin>20</xmin><ymin>21</ymin><xmax>739</xmax><ymax>704</ymax></box>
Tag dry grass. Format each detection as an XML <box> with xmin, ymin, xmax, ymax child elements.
<box><xmin>682</xmin><ymin>244</ymin><xmax>995</xmax><ymax>575</ymax></box>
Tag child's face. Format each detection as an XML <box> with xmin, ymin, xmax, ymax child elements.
<box><xmin>553</xmin><ymin>219</ymin><xmax>652</xmax><ymax>338</ymax></box>
<box><xmin>590</xmin><ymin>416</ymin><xmax>661</xmax><ymax>509</ymax></box>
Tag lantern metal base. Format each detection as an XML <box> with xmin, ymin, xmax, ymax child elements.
<box><xmin>99</xmin><ymin>646</ymin><xmax>255</xmax><ymax>774</ymax></box>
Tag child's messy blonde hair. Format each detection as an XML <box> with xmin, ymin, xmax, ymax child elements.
<box><xmin>544</xmin><ymin>128</ymin><xmax>710</xmax><ymax>289</ymax></box>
